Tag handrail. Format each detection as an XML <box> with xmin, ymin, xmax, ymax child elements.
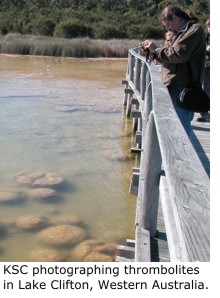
<box><xmin>124</xmin><ymin>47</ymin><xmax>210</xmax><ymax>262</ymax></box>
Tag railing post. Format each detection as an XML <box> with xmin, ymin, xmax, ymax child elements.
<box><xmin>144</xmin><ymin>71</ymin><xmax>153</xmax><ymax>121</ymax></box>
<box><xmin>134</xmin><ymin>59</ymin><xmax>141</xmax><ymax>92</ymax></box>
<box><xmin>140</xmin><ymin>63</ymin><xmax>147</xmax><ymax>101</ymax></box>
<box><xmin>129</xmin><ymin>55</ymin><xmax>135</xmax><ymax>82</ymax></box>
<box><xmin>137</xmin><ymin>112</ymin><xmax>162</xmax><ymax>237</ymax></box>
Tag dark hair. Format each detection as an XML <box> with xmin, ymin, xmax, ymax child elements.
<box><xmin>186</xmin><ymin>9</ymin><xmax>198</xmax><ymax>22</ymax></box>
<box><xmin>160</xmin><ymin>5</ymin><xmax>198</xmax><ymax>22</ymax></box>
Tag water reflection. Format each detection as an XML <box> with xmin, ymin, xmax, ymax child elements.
<box><xmin>0</xmin><ymin>55</ymin><xmax>138</xmax><ymax>261</ymax></box>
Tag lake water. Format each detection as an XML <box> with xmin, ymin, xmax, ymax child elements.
<box><xmin>0</xmin><ymin>55</ymin><xmax>139</xmax><ymax>261</ymax></box>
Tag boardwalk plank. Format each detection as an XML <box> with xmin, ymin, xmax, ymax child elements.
<box><xmin>155</xmin><ymin>114</ymin><xmax>210</xmax><ymax>261</ymax></box>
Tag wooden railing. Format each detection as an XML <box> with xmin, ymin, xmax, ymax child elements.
<box><xmin>119</xmin><ymin>47</ymin><xmax>210</xmax><ymax>262</ymax></box>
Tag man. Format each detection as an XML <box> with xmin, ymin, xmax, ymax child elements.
<box><xmin>197</xmin><ymin>17</ymin><xmax>210</xmax><ymax>122</ymax></box>
<box><xmin>143</xmin><ymin>5</ymin><xmax>206</xmax><ymax>137</ymax></box>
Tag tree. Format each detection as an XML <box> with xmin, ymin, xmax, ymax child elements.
<box><xmin>95</xmin><ymin>23</ymin><xmax>127</xmax><ymax>39</ymax></box>
<box><xmin>54</xmin><ymin>20</ymin><xmax>93</xmax><ymax>38</ymax></box>
<box><xmin>127</xmin><ymin>0</ymin><xmax>147</xmax><ymax>11</ymax></box>
<box><xmin>0</xmin><ymin>0</ymin><xmax>210</xmax><ymax>38</ymax></box>
<box><xmin>32</xmin><ymin>17</ymin><xmax>56</xmax><ymax>36</ymax></box>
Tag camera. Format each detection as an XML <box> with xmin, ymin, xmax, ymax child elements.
<box><xmin>139</xmin><ymin>42</ymin><xmax>155</xmax><ymax>64</ymax></box>
<box><xmin>139</xmin><ymin>43</ymin><xmax>150</xmax><ymax>55</ymax></box>
<box><xmin>139</xmin><ymin>42</ymin><xmax>145</xmax><ymax>50</ymax></box>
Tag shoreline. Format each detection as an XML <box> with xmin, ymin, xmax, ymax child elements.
<box><xmin>0</xmin><ymin>53</ymin><xmax>128</xmax><ymax>61</ymax></box>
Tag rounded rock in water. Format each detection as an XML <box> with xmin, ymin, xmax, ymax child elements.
<box><xmin>50</xmin><ymin>214</ymin><xmax>81</xmax><ymax>226</ymax></box>
<box><xmin>0</xmin><ymin>190</ymin><xmax>24</xmax><ymax>204</ymax></box>
<box><xmin>15</xmin><ymin>172</ymin><xmax>64</xmax><ymax>188</ymax></box>
<box><xmin>103</xmin><ymin>149</ymin><xmax>133</xmax><ymax>161</ymax></box>
<box><xmin>38</xmin><ymin>225</ymin><xmax>86</xmax><ymax>247</ymax></box>
<box><xmin>30</xmin><ymin>249</ymin><xmax>66</xmax><ymax>262</ymax></box>
<box><xmin>16</xmin><ymin>215</ymin><xmax>48</xmax><ymax>231</ymax></box>
<box><xmin>32</xmin><ymin>172</ymin><xmax>64</xmax><ymax>188</ymax></box>
<box><xmin>15</xmin><ymin>172</ymin><xmax>45</xmax><ymax>187</ymax></box>
<box><xmin>70</xmin><ymin>239</ymin><xmax>117</xmax><ymax>262</ymax></box>
<box><xmin>27</xmin><ymin>188</ymin><xmax>57</xmax><ymax>200</ymax></box>
<box><xmin>84</xmin><ymin>251</ymin><xmax>114</xmax><ymax>262</ymax></box>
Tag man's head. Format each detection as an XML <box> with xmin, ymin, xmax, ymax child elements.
<box><xmin>160</xmin><ymin>5</ymin><xmax>190</xmax><ymax>32</ymax></box>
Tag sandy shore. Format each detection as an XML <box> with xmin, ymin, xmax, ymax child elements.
<box><xmin>0</xmin><ymin>53</ymin><xmax>128</xmax><ymax>61</ymax></box>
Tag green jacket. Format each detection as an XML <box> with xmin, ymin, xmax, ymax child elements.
<box><xmin>156</xmin><ymin>21</ymin><xmax>206</xmax><ymax>87</ymax></box>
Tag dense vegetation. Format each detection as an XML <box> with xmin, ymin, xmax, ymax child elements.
<box><xmin>0</xmin><ymin>0</ymin><xmax>209</xmax><ymax>39</ymax></box>
<box><xmin>0</xmin><ymin>34</ymin><xmax>143</xmax><ymax>57</ymax></box>
<box><xmin>0</xmin><ymin>0</ymin><xmax>209</xmax><ymax>57</ymax></box>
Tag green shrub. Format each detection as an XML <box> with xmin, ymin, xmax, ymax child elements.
<box><xmin>126</xmin><ymin>24</ymin><xmax>145</xmax><ymax>40</ymax></box>
<box><xmin>95</xmin><ymin>24</ymin><xmax>128</xmax><ymax>39</ymax></box>
<box><xmin>32</xmin><ymin>17</ymin><xmax>56</xmax><ymax>36</ymax></box>
<box><xmin>141</xmin><ymin>25</ymin><xmax>165</xmax><ymax>39</ymax></box>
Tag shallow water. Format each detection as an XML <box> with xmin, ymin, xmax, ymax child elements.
<box><xmin>0</xmin><ymin>55</ymin><xmax>138</xmax><ymax>261</ymax></box>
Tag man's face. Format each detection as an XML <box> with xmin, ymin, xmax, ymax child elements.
<box><xmin>162</xmin><ymin>15</ymin><xmax>183</xmax><ymax>33</ymax></box>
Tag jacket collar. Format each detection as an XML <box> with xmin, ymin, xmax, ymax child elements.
<box><xmin>177</xmin><ymin>20</ymin><xmax>195</xmax><ymax>33</ymax></box>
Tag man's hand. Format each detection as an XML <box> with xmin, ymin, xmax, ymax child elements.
<box><xmin>143</xmin><ymin>39</ymin><xmax>157</xmax><ymax>53</ymax></box>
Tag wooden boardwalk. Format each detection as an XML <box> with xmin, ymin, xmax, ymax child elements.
<box><xmin>116</xmin><ymin>47</ymin><xmax>210</xmax><ymax>262</ymax></box>
<box><xmin>152</xmin><ymin>116</ymin><xmax>210</xmax><ymax>262</ymax></box>
<box><xmin>117</xmin><ymin>116</ymin><xmax>210</xmax><ymax>262</ymax></box>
